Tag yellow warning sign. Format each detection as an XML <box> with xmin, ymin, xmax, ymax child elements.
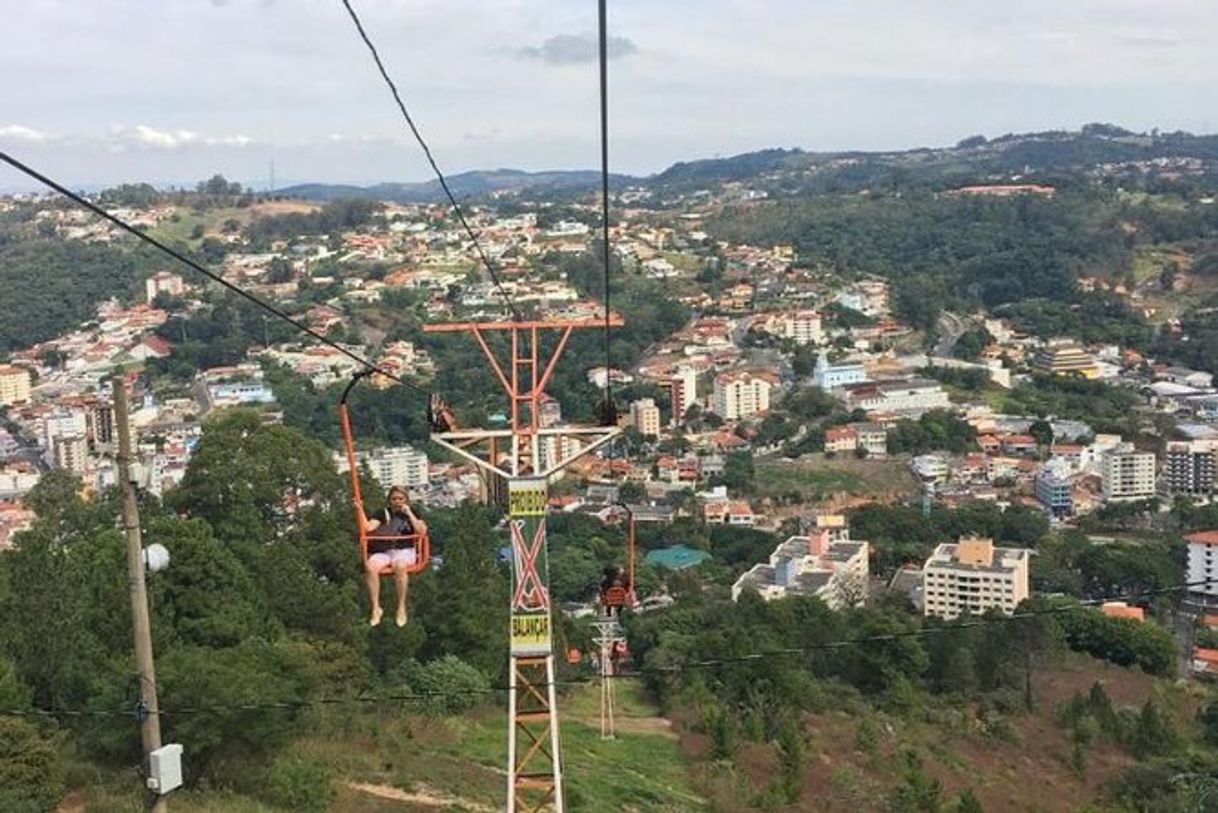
<box><xmin>508</xmin><ymin>486</ymin><xmax>546</xmax><ymax>517</ymax></box>
<box><xmin>510</xmin><ymin>613</ymin><xmax>551</xmax><ymax>654</ymax></box>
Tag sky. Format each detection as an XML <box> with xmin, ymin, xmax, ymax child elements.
<box><xmin>2</xmin><ymin>0</ymin><xmax>1217</xmax><ymax>191</ymax></box>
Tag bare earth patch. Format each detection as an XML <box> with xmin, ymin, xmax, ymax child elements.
<box><xmin>348</xmin><ymin>781</ymin><xmax>498</xmax><ymax>812</ymax></box>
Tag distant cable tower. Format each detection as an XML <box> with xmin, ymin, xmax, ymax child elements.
<box><xmin>268</xmin><ymin>160</ymin><xmax>275</xmax><ymax>195</ymax></box>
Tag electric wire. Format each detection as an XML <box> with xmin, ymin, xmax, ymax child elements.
<box><xmin>0</xmin><ymin>150</ymin><xmax>430</xmax><ymax>398</ymax></box>
<box><xmin>3</xmin><ymin>577</ymin><xmax>1209</xmax><ymax>721</ymax></box>
<box><xmin>338</xmin><ymin>0</ymin><xmax>522</xmax><ymax>322</ymax></box>
<box><xmin>597</xmin><ymin>0</ymin><xmax>616</xmax><ymax>423</ymax></box>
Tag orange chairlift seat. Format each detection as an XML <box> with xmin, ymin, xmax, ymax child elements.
<box><xmin>600</xmin><ymin>507</ymin><xmax>637</xmax><ymax>614</ymax></box>
<box><xmin>339</xmin><ymin>372</ymin><xmax>429</xmax><ymax>576</ymax></box>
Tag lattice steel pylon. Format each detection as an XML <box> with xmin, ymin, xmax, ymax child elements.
<box><xmin>424</xmin><ymin>316</ymin><xmax>623</xmax><ymax>813</ymax></box>
<box><xmin>591</xmin><ymin>618</ymin><xmax>626</xmax><ymax>740</ymax></box>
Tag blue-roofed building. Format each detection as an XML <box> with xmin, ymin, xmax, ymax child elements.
<box><xmin>644</xmin><ymin>545</ymin><xmax>712</xmax><ymax>571</ymax></box>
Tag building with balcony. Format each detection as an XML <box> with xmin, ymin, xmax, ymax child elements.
<box><xmin>1163</xmin><ymin>440</ymin><xmax>1216</xmax><ymax>498</ymax></box>
<box><xmin>0</xmin><ymin>365</ymin><xmax>31</xmax><ymax>407</ymax></box>
<box><xmin>1035</xmin><ymin>464</ymin><xmax>1074</xmax><ymax>518</ymax></box>
<box><xmin>712</xmin><ymin>371</ymin><xmax>772</xmax><ymax>420</ymax></box>
<box><xmin>922</xmin><ymin>536</ymin><xmax>1031</xmax><ymax>620</ymax></box>
<box><xmin>780</xmin><ymin>310</ymin><xmax>825</xmax><ymax>346</ymax></box>
<box><xmin>629</xmin><ymin>398</ymin><xmax>661</xmax><ymax>437</ymax></box>
<box><xmin>1186</xmin><ymin>530</ymin><xmax>1218</xmax><ymax>610</ymax></box>
<box><xmin>1102</xmin><ymin>446</ymin><xmax>1157</xmax><ymax>502</ymax></box>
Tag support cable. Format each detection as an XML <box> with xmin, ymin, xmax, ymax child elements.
<box><xmin>338</xmin><ymin>0</ymin><xmax>522</xmax><ymax>322</ymax></box>
<box><xmin>0</xmin><ymin>151</ymin><xmax>430</xmax><ymax>397</ymax></box>
<box><xmin>596</xmin><ymin>0</ymin><xmax>616</xmax><ymax>425</ymax></box>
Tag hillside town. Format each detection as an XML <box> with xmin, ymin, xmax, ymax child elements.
<box><xmin>4</xmin><ymin>183</ymin><xmax>1218</xmax><ymax>676</ymax></box>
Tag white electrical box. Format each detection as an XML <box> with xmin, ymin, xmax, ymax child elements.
<box><xmin>147</xmin><ymin>743</ymin><xmax>184</xmax><ymax>795</ymax></box>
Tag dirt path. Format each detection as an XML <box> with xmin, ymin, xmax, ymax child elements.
<box><xmin>348</xmin><ymin>781</ymin><xmax>497</xmax><ymax>812</ymax></box>
<box><xmin>55</xmin><ymin>791</ymin><xmax>86</xmax><ymax>813</ymax></box>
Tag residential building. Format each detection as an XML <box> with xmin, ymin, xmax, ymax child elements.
<box><xmin>51</xmin><ymin>434</ymin><xmax>89</xmax><ymax>474</ymax></box>
<box><xmin>824</xmin><ymin>426</ymin><xmax>857</xmax><ymax>454</ymax></box>
<box><xmin>1186</xmin><ymin>530</ymin><xmax>1218</xmax><ymax>610</ymax></box>
<box><xmin>922</xmin><ymin>536</ymin><xmax>1031</xmax><ymax>620</ymax></box>
<box><xmin>842</xmin><ymin>379</ymin><xmax>950</xmax><ymax>415</ymax></box>
<box><xmin>704</xmin><ymin>499</ymin><xmax>756</xmax><ymax>526</ymax></box>
<box><xmin>0</xmin><ymin>365</ymin><xmax>31</xmax><ymax>407</ymax></box>
<box><xmin>1102</xmin><ymin>446</ymin><xmax>1157</xmax><ymax>502</ymax></box>
<box><xmin>732</xmin><ymin>532</ymin><xmax>870</xmax><ymax>609</ymax></box>
<box><xmin>86</xmin><ymin>402</ymin><xmax>116</xmax><ymax>451</ymax></box>
<box><xmin>629</xmin><ymin>398</ymin><xmax>661</xmax><ymax>437</ymax></box>
<box><xmin>712</xmin><ymin>371</ymin><xmax>772</xmax><ymax>420</ymax></box>
<box><xmin>853</xmin><ymin>422</ymin><xmax>889</xmax><ymax>457</ymax></box>
<box><xmin>1035</xmin><ymin>465</ymin><xmax>1074</xmax><ymax>518</ymax></box>
<box><xmin>43</xmin><ymin>408</ymin><xmax>88</xmax><ymax>449</ymax></box>
<box><xmin>1163</xmin><ymin>441</ymin><xmax>1216</xmax><ymax>498</ymax></box>
<box><xmin>145</xmin><ymin>270</ymin><xmax>186</xmax><ymax>304</ymax></box>
<box><xmin>814</xmin><ymin>355</ymin><xmax>867</xmax><ymax>390</ymax></box>
<box><xmin>781</xmin><ymin>311</ymin><xmax>825</xmax><ymax>346</ymax></box>
<box><xmin>911</xmin><ymin>454</ymin><xmax>949</xmax><ymax>483</ymax></box>
<box><xmin>670</xmin><ymin>365</ymin><xmax>698</xmax><ymax>425</ymax></box>
<box><xmin>353</xmin><ymin>445</ymin><xmax>430</xmax><ymax>490</ymax></box>
<box><xmin>1033</xmin><ymin>339</ymin><xmax>1099</xmax><ymax>379</ymax></box>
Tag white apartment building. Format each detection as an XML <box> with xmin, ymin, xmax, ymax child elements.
<box><xmin>145</xmin><ymin>270</ymin><xmax>187</xmax><ymax>304</ymax></box>
<box><xmin>52</xmin><ymin>434</ymin><xmax>89</xmax><ymax>474</ymax></box>
<box><xmin>781</xmin><ymin>311</ymin><xmax>825</xmax><ymax>346</ymax></box>
<box><xmin>922</xmin><ymin>537</ymin><xmax>1031</xmax><ymax>620</ymax></box>
<box><xmin>1185</xmin><ymin>530</ymin><xmax>1218</xmax><ymax>609</ymax></box>
<box><xmin>712</xmin><ymin>371</ymin><xmax>772</xmax><ymax>420</ymax></box>
<box><xmin>732</xmin><ymin>532</ymin><xmax>869</xmax><ymax>609</ymax></box>
<box><xmin>672</xmin><ymin>365</ymin><xmax>698</xmax><ymax>419</ymax></box>
<box><xmin>0</xmin><ymin>365</ymin><xmax>31</xmax><ymax>407</ymax></box>
<box><xmin>629</xmin><ymin>398</ymin><xmax>661</xmax><ymax>437</ymax></box>
<box><xmin>354</xmin><ymin>445</ymin><xmax>430</xmax><ymax>490</ymax></box>
<box><xmin>43</xmin><ymin>409</ymin><xmax>88</xmax><ymax>449</ymax></box>
<box><xmin>1101</xmin><ymin>446</ymin><xmax>1157</xmax><ymax>502</ymax></box>
<box><xmin>843</xmin><ymin>379</ymin><xmax>950</xmax><ymax>415</ymax></box>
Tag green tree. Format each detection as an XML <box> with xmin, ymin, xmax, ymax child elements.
<box><xmin>1129</xmin><ymin>700</ymin><xmax>1178</xmax><ymax>758</ymax></box>
<box><xmin>170</xmin><ymin>410</ymin><xmax>343</xmax><ymax>553</ymax></box>
<box><xmin>0</xmin><ymin>717</ymin><xmax>65</xmax><ymax>813</ymax></box>
<box><xmin>891</xmin><ymin>750</ymin><xmax>943</xmax><ymax>812</ymax></box>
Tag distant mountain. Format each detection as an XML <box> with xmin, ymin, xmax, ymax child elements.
<box><xmin>275</xmin><ymin>168</ymin><xmax>636</xmax><ymax>203</ymax></box>
<box><xmin>643</xmin><ymin>125</ymin><xmax>1218</xmax><ymax>193</ymax></box>
<box><xmin>272</xmin><ymin>125</ymin><xmax>1218</xmax><ymax>203</ymax></box>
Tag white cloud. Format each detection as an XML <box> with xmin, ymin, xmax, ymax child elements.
<box><xmin>0</xmin><ymin>124</ymin><xmax>53</xmax><ymax>143</ymax></box>
<box><xmin>517</xmin><ymin>33</ymin><xmax>638</xmax><ymax>65</ymax></box>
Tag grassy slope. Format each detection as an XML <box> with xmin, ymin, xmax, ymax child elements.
<box><xmin>70</xmin><ymin>681</ymin><xmax>703</xmax><ymax>813</ymax></box>
<box><xmin>755</xmin><ymin>455</ymin><xmax>918</xmax><ymax>502</ymax></box>
<box><xmin>678</xmin><ymin>653</ymin><xmax>1204</xmax><ymax>813</ymax></box>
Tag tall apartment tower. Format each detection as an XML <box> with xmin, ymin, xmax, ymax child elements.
<box><xmin>1163</xmin><ymin>441</ymin><xmax>1216</xmax><ymax>498</ymax></box>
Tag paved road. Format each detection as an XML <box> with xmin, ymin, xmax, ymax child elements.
<box><xmin>932</xmin><ymin>310</ymin><xmax>966</xmax><ymax>358</ymax></box>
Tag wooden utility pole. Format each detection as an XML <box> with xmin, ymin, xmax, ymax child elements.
<box><xmin>113</xmin><ymin>379</ymin><xmax>167</xmax><ymax>813</ymax></box>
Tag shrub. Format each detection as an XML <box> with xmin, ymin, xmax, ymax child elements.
<box><xmin>399</xmin><ymin>656</ymin><xmax>490</xmax><ymax>716</ymax></box>
<box><xmin>0</xmin><ymin>717</ymin><xmax>65</xmax><ymax>813</ymax></box>
<box><xmin>263</xmin><ymin>754</ymin><xmax>334</xmax><ymax>813</ymax></box>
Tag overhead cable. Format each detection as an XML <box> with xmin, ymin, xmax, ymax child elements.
<box><xmin>597</xmin><ymin>0</ymin><xmax>616</xmax><ymax>423</ymax></box>
<box><xmin>0</xmin><ymin>150</ymin><xmax>430</xmax><ymax>397</ymax></box>
<box><xmin>338</xmin><ymin>0</ymin><xmax>522</xmax><ymax>321</ymax></box>
<box><xmin>2</xmin><ymin>577</ymin><xmax>1206</xmax><ymax>721</ymax></box>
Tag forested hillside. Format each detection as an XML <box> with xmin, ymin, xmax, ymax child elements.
<box><xmin>0</xmin><ymin>217</ymin><xmax>160</xmax><ymax>352</ymax></box>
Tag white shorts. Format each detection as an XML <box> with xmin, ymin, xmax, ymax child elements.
<box><xmin>367</xmin><ymin>548</ymin><xmax>418</xmax><ymax>571</ymax></box>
